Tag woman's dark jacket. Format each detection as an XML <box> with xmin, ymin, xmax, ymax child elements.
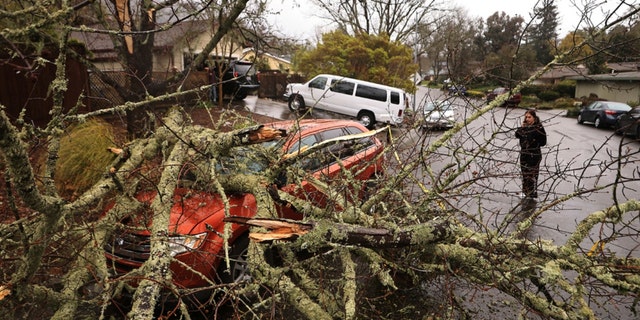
<box><xmin>515</xmin><ymin>123</ymin><xmax>547</xmax><ymax>164</ymax></box>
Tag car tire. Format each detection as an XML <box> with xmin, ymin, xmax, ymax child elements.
<box><xmin>636</xmin><ymin>127</ymin><xmax>640</xmax><ymax>140</ymax></box>
<box><xmin>614</xmin><ymin>122</ymin><xmax>623</xmax><ymax>135</ymax></box>
<box><xmin>577</xmin><ymin>113</ymin><xmax>584</xmax><ymax>124</ymax></box>
<box><xmin>218</xmin><ymin>234</ymin><xmax>250</xmax><ymax>284</ymax></box>
<box><xmin>357</xmin><ymin>111</ymin><xmax>376</xmax><ymax>129</ymax></box>
<box><xmin>594</xmin><ymin>117</ymin><xmax>602</xmax><ymax>128</ymax></box>
<box><xmin>288</xmin><ymin>95</ymin><xmax>304</xmax><ymax>112</ymax></box>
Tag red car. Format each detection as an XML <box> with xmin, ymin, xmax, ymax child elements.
<box><xmin>104</xmin><ymin>119</ymin><xmax>384</xmax><ymax>298</ymax></box>
<box><xmin>486</xmin><ymin>87</ymin><xmax>521</xmax><ymax>107</ymax></box>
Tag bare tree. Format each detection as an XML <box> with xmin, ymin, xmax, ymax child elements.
<box><xmin>1</xmin><ymin>1</ymin><xmax>640</xmax><ymax>320</ymax></box>
<box><xmin>310</xmin><ymin>0</ymin><xmax>443</xmax><ymax>42</ymax></box>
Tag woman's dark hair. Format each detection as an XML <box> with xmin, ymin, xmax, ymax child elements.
<box><xmin>525</xmin><ymin>109</ymin><xmax>541</xmax><ymax>125</ymax></box>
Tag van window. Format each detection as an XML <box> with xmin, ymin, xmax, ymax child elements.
<box><xmin>390</xmin><ymin>91</ymin><xmax>400</xmax><ymax>105</ymax></box>
<box><xmin>331</xmin><ymin>80</ymin><xmax>355</xmax><ymax>95</ymax></box>
<box><xmin>309</xmin><ymin>77</ymin><xmax>327</xmax><ymax>89</ymax></box>
<box><xmin>355</xmin><ymin>84</ymin><xmax>387</xmax><ymax>102</ymax></box>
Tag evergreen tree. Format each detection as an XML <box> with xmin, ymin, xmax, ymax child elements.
<box><xmin>527</xmin><ymin>0</ymin><xmax>559</xmax><ymax>65</ymax></box>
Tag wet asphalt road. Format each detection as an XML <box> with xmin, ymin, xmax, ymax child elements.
<box><xmin>240</xmin><ymin>88</ymin><xmax>640</xmax><ymax>256</ymax></box>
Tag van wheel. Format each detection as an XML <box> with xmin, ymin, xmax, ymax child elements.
<box><xmin>288</xmin><ymin>95</ymin><xmax>304</xmax><ymax>111</ymax></box>
<box><xmin>358</xmin><ymin>111</ymin><xmax>376</xmax><ymax>129</ymax></box>
<box><xmin>218</xmin><ymin>234</ymin><xmax>250</xmax><ymax>284</ymax></box>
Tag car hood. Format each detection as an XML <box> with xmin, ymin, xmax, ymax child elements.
<box><xmin>122</xmin><ymin>188</ymin><xmax>257</xmax><ymax>235</ymax></box>
<box><xmin>425</xmin><ymin>110</ymin><xmax>454</xmax><ymax>118</ymax></box>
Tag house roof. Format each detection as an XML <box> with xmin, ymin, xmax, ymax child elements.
<box><xmin>538</xmin><ymin>65</ymin><xmax>588</xmax><ymax>79</ymax></box>
<box><xmin>569</xmin><ymin>71</ymin><xmax>640</xmax><ymax>81</ymax></box>
<box><xmin>606</xmin><ymin>62</ymin><xmax>640</xmax><ymax>72</ymax></box>
<box><xmin>243</xmin><ymin>48</ymin><xmax>291</xmax><ymax>64</ymax></box>
<box><xmin>71</xmin><ymin>20</ymin><xmax>211</xmax><ymax>60</ymax></box>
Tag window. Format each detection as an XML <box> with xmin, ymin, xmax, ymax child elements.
<box><xmin>330</xmin><ymin>80</ymin><xmax>355</xmax><ymax>95</ymax></box>
<box><xmin>355</xmin><ymin>85</ymin><xmax>387</xmax><ymax>102</ymax></box>
<box><xmin>309</xmin><ymin>77</ymin><xmax>327</xmax><ymax>89</ymax></box>
<box><xmin>288</xmin><ymin>134</ymin><xmax>319</xmax><ymax>155</ymax></box>
<box><xmin>390</xmin><ymin>91</ymin><xmax>400</xmax><ymax>105</ymax></box>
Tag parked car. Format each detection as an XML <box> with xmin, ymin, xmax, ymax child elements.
<box><xmin>103</xmin><ymin>119</ymin><xmax>384</xmax><ymax>303</ymax></box>
<box><xmin>614</xmin><ymin>106</ymin><xmax>640</xmax><ymax>138</ymax></box>
<box><xmin>486</xmin><ymin>87</ymin><xmax>521</xmax><ymax>107</ymax></box>
<box><xmin>577</xmin><ymin>101</ymin><xmax>632</xmax><ymax>128</ymax></box>
<box><xmin>284</xmin><ymin>74</ymin><xmax>406</xmax><ymax>129</ymax></box>
<box><xmin>211</xmin><ymin>60</ymin><xmax>260</xmax><ymax>101</ymax></box>
<box><xmin>447</xmin><ymin>85</ymin><xmax>467</xmax><ymax>96</ymax></box>
<box><xmin>422</xmin><ymin>100</ymin><xmax>455</xmax><ymax>130</ymax></box>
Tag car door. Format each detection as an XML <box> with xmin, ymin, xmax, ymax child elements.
<box><xmin>278</xmin><ymin>126</ymin><xmax>380</xmax><ymax>216</ymax></box>
<box><xmin>583</xmin><ymin>102</ymin><xmax>601</xmax><ymax>122</ymax></box>
<box><xmin>307</xmin><ymin>76</ymin><xmax>330</xmax><ymax>108</ymax></box>
<box><xmin>621</xmin><ymin>107</ymin><xmax>640</xmax><ymax>135</ymax></box>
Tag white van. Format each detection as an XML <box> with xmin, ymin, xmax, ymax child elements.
<box><xmin>284</xmin><ymin>74</ymin><xmax>406</xmax><ymax>128</ymax></box>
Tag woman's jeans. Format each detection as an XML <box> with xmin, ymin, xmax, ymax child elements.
<box><xmin>520</xmin><ymin>153</ymin><xmax>541</xmax><ymax>198</ymax></box>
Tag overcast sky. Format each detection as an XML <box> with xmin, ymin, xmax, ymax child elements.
<box><xmin>267</xmin><ymin>0</ymin><xmax>635</xmax><ymax>41</ymax></box>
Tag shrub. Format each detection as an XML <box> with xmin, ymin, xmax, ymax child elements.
<box><xmin>54</xmin><ymin>118</ymin><xmax>119</xmax><ymax>198</ymax></box>
<box><xmin>537</xmin><ymin>90</ymin><xmax>561</xmax><ymax>101</ymax></box>
<box><xmin>466</xmin><ymin>90</ymin><xmax>485</xmax><ymax>99</ymax></box>
<box><xmin>553</xmin><ymin>80</ymin><xmax>576</xmax><ymax>97</ymax></box>
<box><xmin>521</xmin><ymin>85</ymin><xmax>545</xmax><ymax>97</ymax></box>
<box><xmin>566</xmin><ymin>106</ymin><xmax>581</xmax><ymax>117</ymax></box>
<box><xmin>553</xmin><ymin>97</ymin><xmax>577</xmax><ymax>109</ymax></box>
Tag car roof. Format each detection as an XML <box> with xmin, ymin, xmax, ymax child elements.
<box><xmin>263</xmin><ymin>119</ymin><xmax>368</xmax><ymax>133</ymax></box>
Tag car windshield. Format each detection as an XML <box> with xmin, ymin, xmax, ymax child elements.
<box><xmin>424</xmin><ymin>102</ymin><xmax>452</xmax><ymax>112</ymax></box>
<box><xmin>233</xmin><ymin>62</ymin><xmax>256</xmax><ymax>77</ymax></box>
<box><xmin>216</xmin><ymin>146</ymin><xmax>272</xmax><ymax>175</ymax></box>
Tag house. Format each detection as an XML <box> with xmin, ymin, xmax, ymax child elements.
<box><xmin>71</xmin><ymin>20</ymin><xmax>248</xmax><ymax>72</ymax></box>
<box><xmin>532</xmin><ymin>65</ymin><xmax>589</xmax><ymax>85</ymax></box>
<box><xmin>570</xmin><ymin>71</ymin><xmax>640</xmax><ymax>104</ymax></box>
<box><xmin>242</xmin><ymin>48</ymin><xmax>292</xmax><ymax>73</ymax></box>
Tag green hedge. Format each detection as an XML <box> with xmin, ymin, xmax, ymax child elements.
<box><xmin>520</xmin><ymin>82</ymin><xmax>576</xmax><ymax>102</ymax></box>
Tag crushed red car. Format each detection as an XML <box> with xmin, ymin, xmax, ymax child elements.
<box><xmin>103</xmin><ymin>119</ymin><xmax>384</xmax><ymax>298</ymax></box>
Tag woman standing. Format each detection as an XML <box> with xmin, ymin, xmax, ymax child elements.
<box><xmin>515</xmin><ymin>109</ymin><xmax>547</xmax><ymax>198</ymax></box>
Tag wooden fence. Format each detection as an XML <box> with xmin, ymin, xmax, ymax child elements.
<box><xmin>1</xmin><ymin>61</ymin><xmax>305</xmax><ymax>127</ymax></box>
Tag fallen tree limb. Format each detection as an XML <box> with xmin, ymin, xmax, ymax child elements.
<box><xmin>223</xmin><ymin>216</ymin><xmax>455</xmax><ymax>247</ymax></box>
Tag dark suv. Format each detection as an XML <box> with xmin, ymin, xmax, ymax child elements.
<box><xmin>104</xmin><ymin>119</ymin><xmax>384</xmax><ymax>302</ymax></box>
<box><xmin>212</xmin><ymin>60</ymin><xmax>260</xmax><ymax>100</ymax></box>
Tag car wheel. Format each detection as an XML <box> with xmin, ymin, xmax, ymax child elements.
<box><xmin>614</xmin><ymin>122</ymin><xmax>623</xmax><ymax>135</ymax></box>
<box><xmin>288</xmin><ymin>95</ymin><xmax>304</xmax><ymax>112</ymax></box>
<box><xmin>577</xmin><ymin>113</ymin><xmax>584</xmax><ymax>124</ymax></box>
<box><xmin>357</xmin><ymin>111</ymin><xmax>376</xmax><ymax>129</ymax></box>
<box><xmin>218</xmin><ymin>234</ymin><xmax>250</xmax><ymax>284</ymax></box>
<box><xmin>594</xmin><ymin>117</ymin><xmax>602</xmax><ymax>128</ymax></box>
<box><xmin>636</xmin><ymin>127</ymin><xmax>640</xmax><ymax>140</ymax></box>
